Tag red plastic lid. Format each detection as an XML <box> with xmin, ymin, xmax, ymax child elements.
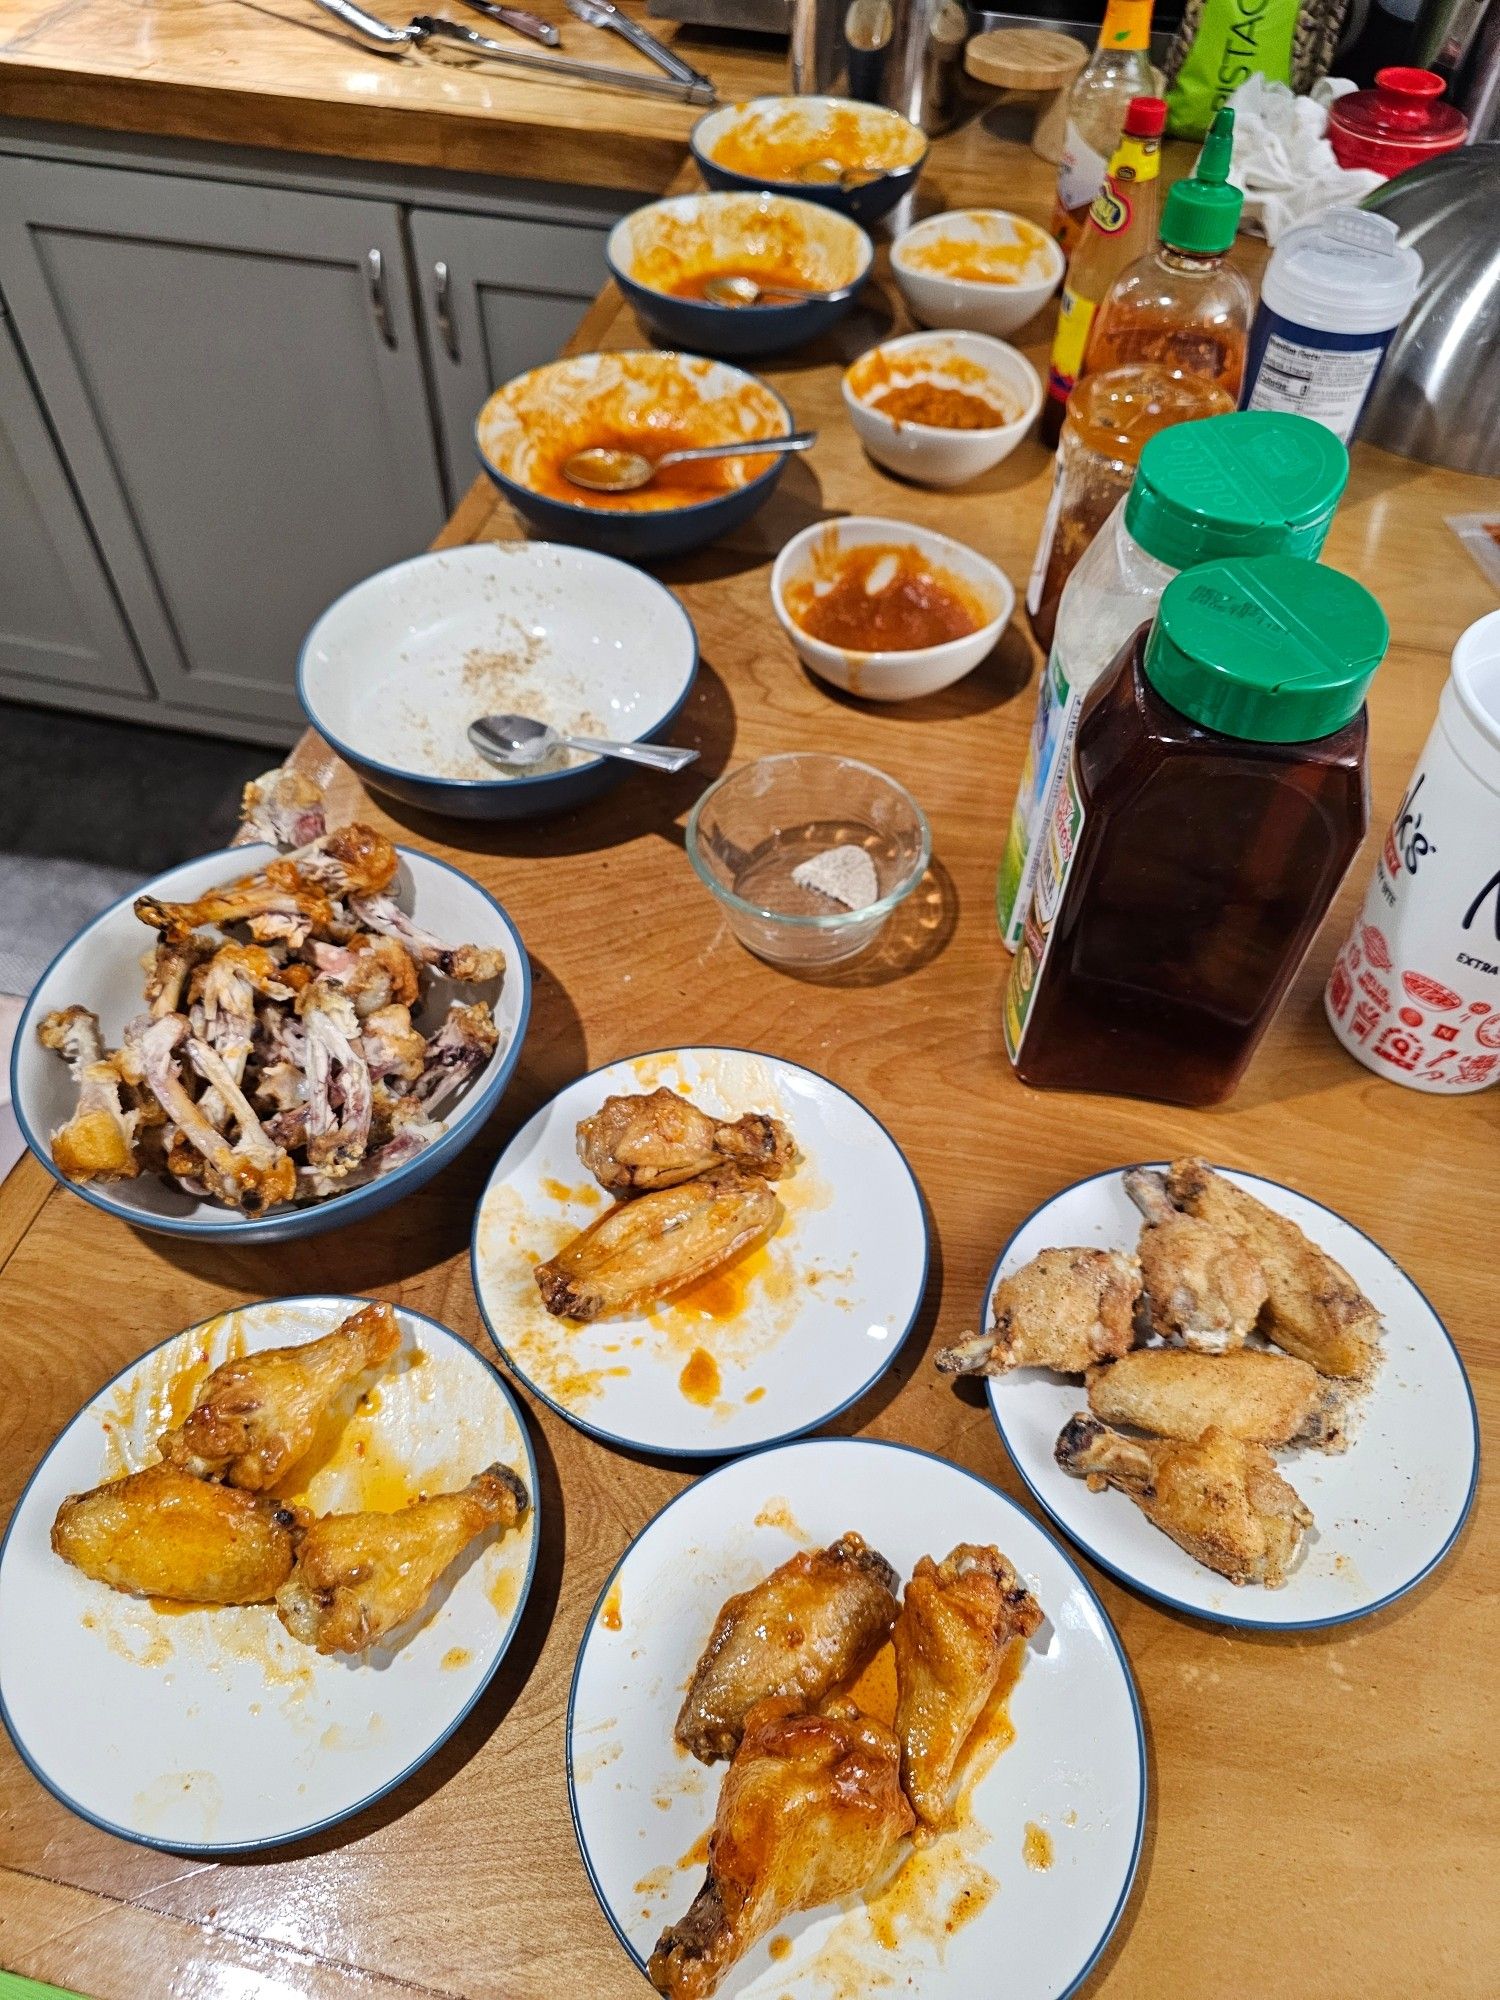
<box><xmin>1328</xmin><ymin>67</ymin><xmax>1467</xmax><ymax>177</ymax></box>
<box><xmin>1123</xmin><ymin>95</ymin><xmax>1167</xmax><ymax>137</ymax></box>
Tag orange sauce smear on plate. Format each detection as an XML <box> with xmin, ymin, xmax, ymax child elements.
<box><xmin>784</xmin><ymin>541</ymin><xmax>990</xmax><ymax>653</ymax></box>
<box><xmin>600</xmin><ymin>1581</ymin><xmax>623</xmax><ymax>1631</ymax></box>
<box><xmin>709</xmin><ymin>103</ymin><xmax>919</xmax><ymax>180</ymax></box>
<box><xmin>871</xmin><ymin>381</ymin><xmax>1014</xmax><ymax>430</ymax></box>
<box><xmin>1023</xmin><ymin>1820</ymin><xmax>1054</xmax><ymax>1870</ymax></box>
<box><xmin>902</xmin><ymin>215</ymin><xmax>1053</xmax><ymax>285</ymax></box>
<box><xmin>679</xmin><ymin>1347</ymin><xmax>722</xmax><ymax>1405</ymax></box>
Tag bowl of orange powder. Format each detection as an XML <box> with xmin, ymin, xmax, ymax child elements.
<box><xmin>891</xmin><ymin>209</ymin><xmax>1064</xmax><ymax>338</ymax></box>
<box><xmin>843</xmin><ymin>330</ymin><xmax>1042</xmax><ymax>488</ymax></box>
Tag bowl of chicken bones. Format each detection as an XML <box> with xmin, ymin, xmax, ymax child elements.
<box><xmin>940</xmin><ymin>1160</ymin><xmax>1479</xmax><ymax>1629</ymax></box>
<box><xmin>11</xmin><ymin>769</ymin><xmax>530</xmax><ymax>1241</ymax></box>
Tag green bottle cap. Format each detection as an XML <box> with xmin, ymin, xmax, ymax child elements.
<box><xmin>1145</xmin><ymin>554</ymin><xmax>1388</xmax><ymax>742</ymax></box>
<box><xmin>1160</xmin><ymin>107</ymin><xmax>1243</xmax><ymax>254</ymax></box>
<box><xmin>1125</xmin><ymin>411</ymin><xmax>1349</xmax><ymax>572</ymax></box>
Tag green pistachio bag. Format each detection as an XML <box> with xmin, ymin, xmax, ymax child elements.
<box><xmin>1165</xmin><ymin>0</ymin><xmax>1348</xmax><ymax>137</ymax></box>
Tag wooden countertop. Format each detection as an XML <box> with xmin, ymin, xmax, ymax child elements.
<box><xmin>3</xmin><ymin>135</ymin><xmax>1498</xmax><ymax>2000</ymax></box>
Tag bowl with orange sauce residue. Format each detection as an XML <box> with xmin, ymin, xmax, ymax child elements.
<box><xmin>607</xmin><ymin>191</ymin><xmax>873</xmax><ymax>359</ymax></box>
<box><xmin>843</xmin><ymin>330</ymin><xmax>1043</xmax><ymax>488</ymax></box>
<box><xmin>691</xmin><ymin>95</ymin><xmax>927</xmax><ymax>225</ymax></box>
<box><xmin>772</xmin><ymin>516</ymin><xmax>1014</xmax><ymax>701</ymax></box>
<box><xmin>475</xmin><ymin>349</ymin><xmax>795</xmax><ymax>561</ymax></box>
<box><xmin>892</xmin><ymin>208</ymin><xmax>1065</xmax><ymax>338</ymax></box>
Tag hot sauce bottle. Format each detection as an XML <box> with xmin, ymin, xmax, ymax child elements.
<box><xmin>1004</xmin><ymin>555</ymin><xmax>1389</xmax><ymax>1107</ymax></box>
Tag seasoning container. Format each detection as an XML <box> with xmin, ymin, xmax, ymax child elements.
<box><xmin>999</xmin><ymin>409</ymin><xmax>1350</xmax><ymax>946</ymax></box>
<box><xmin>1327</xmin><ymin>67</ymin><xmax>1468</xmax><ymax>177</ymax></box>
<box><xmin>1049</xmin><ymin>0</ymin><xmax>1158</xmax><ymax>254</ymax></box>
<box><xmin>1239</xmin><ymin>211</ymin><xmax>1423</xmax><ymax>446</ymax></box>
<box><xmin>1325</xmin><ymin>607</ymin><xmax>1500</xmax><ymax>1092</ymax></box>
<box><xmin>1005</xmin><ymin>556</ymin><xmax>1389</xmax><ymax>1107</ymax></box>
<box><xmin>1025</xmin><ymin>364</ymin><xmax>1234</xmax><ymax>653</ymax></box>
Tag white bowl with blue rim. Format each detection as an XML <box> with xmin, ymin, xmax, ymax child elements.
<box><xmin>298</xmin><ymin>544</ymin><xmax>699</xmax><ymax>820</ymax></box>
<box><xmin>11</xmin><ymin>843</ymin><xmax>529</xmax><ymax>1243</ymax></box>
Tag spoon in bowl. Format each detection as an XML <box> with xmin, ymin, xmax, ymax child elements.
<box><xmin>700</xmin><ymin>274</ymin><xmax>840</xmax><ymax>308</ymax></box>
<box><xmin>468</xmin><ymin>713</ymin><xmax>699</xmax><ymax>774</ymax></box>
<box><xmin>788</xmin><ymin>158</ymin><xmax>887</xmax><ymax>190</ymax></box>
<box><xmin>561</xmin><ymin>430</ymin><xmax>816</xmax><ymax>494</ymax></box>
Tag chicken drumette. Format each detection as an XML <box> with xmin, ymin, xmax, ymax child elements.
<box><xmin>1124</xmin><ymin>1167</ymin><xmax>1268</xmax><ymax>1353</ymax></box>
<box><xmin>52</xmin><ymin>1465</ymin><xmax>303</xmax><ymax>1604</ymax></box>
<box><xmin>936</xmin><ymin>1247</ymin><xmax>1141</xmax><ymax>1377</ymax></box>
<box><xmin>576</xmin><ymin>1088</ymin><xmax>795</xmax><ymax>1195</ymax></box>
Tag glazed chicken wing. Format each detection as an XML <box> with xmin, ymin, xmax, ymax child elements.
<box><xmin>156</xmin><ymin>1302</ymin><xmax>401</xmax><ymax>1489</ymax></box>
<box><xmin>37</xmin><ymin>1006</ymin><xmax>140</xmax><ymax>1182</ymax></box>
<box><xmin>1166</xmin><ymin>1160</ymin><xmax>1381</xmax><ymax>1380</ymax></box>
<box><xmin>936</xmin><ymin>1248</ymin><xmax>1141</xmax><ymax>1377</ymax></box>
<box><xmin>275</xmin><ymin>1463</ymin><xmax>529</xmax><ymax>1654</ymax></box>
<box><xmin>891</xmin><ymin>1544</ymin><xmax>1043</xmax><ymax>1829</ymax></box>
<box><xmin>1087</xmin><ymin>1347</ymin><xmax>1349</xmax><ymax>1452</ymax></box>
<box><xmin>650</xmin><ymin>1697</ymin><xmax>914</xmax><ymax>2000</ymax></box>
<box><xmin>676</xmin><ymin>1533</ymin><xmax>900</xmax><ymax>1763</ymax></box>
<box><xmin>1124</xmin><ymin>1168</ymin><xmax>1268</xmax><ymax>1353</ymax></box>
<box><xmin>577</xmin><ymin>1089</ymin><xmax>795</xmax><ymax>1195</ymax></box>
<box><xmin>52</xmin><ymin>1465</ymin><xmax>302</xmax><ymax>1603</ymax></box>
<box><xmin>536</xmin><ymin>1167</ymin><xmax>781</xmax><ymax>1323</ymax></box>
<box><xmin>1056</xmin><ymin>1416</ymin><xmax>1312</xmax><ymax>1587</ymax></box>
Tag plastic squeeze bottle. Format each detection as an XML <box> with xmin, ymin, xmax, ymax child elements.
<box><xmin>997</xmin><ymin>409</ymin><xmax>1350</xmax><ymax>948</ymax></box>
<box><xmin>1041</xmin><ymin>94</ymin><xmax>1166</xmax><ymax>450</ymax></box>
<box><xmin>1082</xmin><ymin>108</ymin><xmax>1253</xmax><ymax>401</ymax></box>
<box><xmin>1050</xmin><ymin>0</ymin><xmax>1157</xmax><ymax>256</ymax></box>
<box><xmin>1004</xmin><ymin>554</ymin><xmax>1389</xmax><ymax>1108</ymax></box>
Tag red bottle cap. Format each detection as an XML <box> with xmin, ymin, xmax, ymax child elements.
<box><xmin>1327</xmin><ymin>67</ymin><xmax>1467</xmax><ymax>177</ymax></box>
<box><xmin>1123</xmin><ymin>95</ymin><xmax>1167</xmax><ymax>137</ymax></box>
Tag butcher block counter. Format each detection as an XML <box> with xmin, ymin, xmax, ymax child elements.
<box><xmin>1</xmin><ymin>113</ymin><xmax>1498</xmax><ymax>2000</ymax></box>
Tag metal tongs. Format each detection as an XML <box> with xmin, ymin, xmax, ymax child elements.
<box><xmin>563</xmin><ymin>0</ymin><xmax>713</xmax><ymax>95</ymax></box>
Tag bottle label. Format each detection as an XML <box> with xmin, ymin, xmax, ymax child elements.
<box><xmin>997</xmin><ymin>642</ymin><xmax>1081</xmax><ymax>947</ymax></box>
<box><xmin>1099</xmin><ymin>0</ymin><xmax>1153</xmax><ymax>50</ymax></box>
<box><xmin>1242</xmin><ymin>303</ymin><xmax>1393</xmax><ymax>445</ymax></box>
<box><xmin>1048</xmin><ymin>287</ymin><xmax>1098</xmax><ymax>402</ymax></box>
<box><xmin>1106</xmin><ymin>132</ymin><xmax>1161</xmax><ymax>190</ymax></box>
<box><xmin>1055</xmin><ymin>123</ymin><xmax>1109</xmax><ymax>218</ymax></box>
<box><xmin>1003</xmin><ymin>724</ymin><xmax>1089</xmax><ymax>1060</ymax></box>
<box><xmin>1025</xmin><ymin>454</ymin><xmax>1068</xmax><ymax>619</ymax></box>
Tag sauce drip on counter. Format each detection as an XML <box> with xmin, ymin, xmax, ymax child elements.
<box><xmin>871</xmin><ymin>381</ymin><xmax>1014</xmax><ymax>430</ymax></box>
<box><xmin>785</xmin><ymin>543</ymin><xmax>990</xmax><ymax>653</ymax></box>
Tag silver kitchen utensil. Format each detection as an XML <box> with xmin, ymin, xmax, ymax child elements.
<box><xmin>468</xmin><ymin>714</ymin><xmax>700</xmax><ymax>772</ymax></box>
<box><xmin>456</xmin><ymin>0</ymin><xmax>561</xmax><ymax>47</ymax></box>
<box><xmin>700</xmin><ymin>273</ymin><xmax>837</xmax><ymax>305</ymax></box>
<box><xmin>564</xmin><ymin>0</ymin><xmax>715</xmax><ymax>91</ymax></box>
<box><xmin>561</xmin><ymin>430</ymin><xmax>816</xmax><ymax>491</ymax></box>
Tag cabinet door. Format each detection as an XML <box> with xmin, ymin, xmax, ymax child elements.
<box><xmin>409</xmin><ymin>207</ymin><xmax>619</xmax><ymax>506</ymax></box>
<box><xmin>0</xmin><ymin>308</ymin><xmax>151</xmax><ymax>702</ymax></box>
<box><xmin>0</xmin><ymin>160</ymin><xmax>446</xmax><ymax>731</ymax></box>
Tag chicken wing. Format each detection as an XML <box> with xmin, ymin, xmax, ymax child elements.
<box><xmin>649</xmin><ymin>1697</ymin><xmax>914</xmax><ymax>2000</ymax></box>
<box><xmin>37</xmin><ymin>1007</ymin><xmax>140</xmax><ymax>1182</ymax></box>
<box><xmin>1124</xmin><ymin>1167</ymin><xmax>1267</xmax><ymax>1353</ymax></box>
<box><xmin>275</xmin><ymin>1463</ymin><xmax>529</xmax><ymax>1654</ymax></box>
<box><xmin>935</xmin><ymin>1247</ymin><xmax>1141</xmax><ymax>1377</ymax></box>
<box><xmin>536</xmin><ymin>1167</ymin><xmax>781</xmax><ymax>1323</ymax></box>
<box><xmin>891</xmin><ymin>1544</ymin><xmax>1042</xmax><ymax>1829</ymax></box>
<box><xmin>1086</xmin><ymin>1347</ymin><xmax>1349</xmax><ymax>1452</ymax></box>
<box><xmin>1056</xmin><ymin>1415</ymin><xmax>1312</xmax><ymax>1587</ymax></box>
<box><xmin>576</xmin><ymin>1089</ymin><xmax>795</xmax><ymax>1195</ymax></box>
<box><xmin>346</xmin><ymin>892</ymin><xmax>504</xmax><ymax>984</ymax></box>
<box><xmin>240</xmin><ymin>766</ymin><xmax>327</xmax><ymax>849</ymax></box>
<box><xmin>676</xmin><ymin>1533</ymin><xmax>899</xmax><ymax>1763</ymax></box>
<box><xmin>52</xmin><ymin>1465</ymin><xmax>303</xmax><ymax>1603</ymax></box>
<box><xmin>156</xmin><ymin>1302</ymin><xmax>402</xmax><ymax>1489</ymax></box>
<box><xmin>1165</xmin><ymin>1160</ymin><xmax>1381</xmax><ymax>1381</ymax></box>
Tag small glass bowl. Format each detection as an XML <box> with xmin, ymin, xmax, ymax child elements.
<box><xmin>686</xmin><ymin>753</ymin><xmax>932</xmax><ymax>967</ymax></box>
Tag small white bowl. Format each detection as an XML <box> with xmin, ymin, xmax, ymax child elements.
<box><xmin>771</xmin><ymin>515</ymin><xmax>1014</xmax><ymax>702</ymax></box>
<box><xmin>891</xmin><ymin>208</ymin><xmax>1065</xmax><ymax>338</ymax></box>
<box><xmin>842</xmin><ymin>330</ymin><xmax>1042</xmax><ymax>488</ymax></box>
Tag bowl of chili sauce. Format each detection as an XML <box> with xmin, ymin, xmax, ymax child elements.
<box><xmin>843</xmin><ymin>330</ymin><xmax>1042</xmax><ymax>488</ymax></box>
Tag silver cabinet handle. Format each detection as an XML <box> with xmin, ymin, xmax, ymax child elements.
<box><xmin>366</xmin><ymin>247</ymin><xmax>396</xmax><ymax>349</ymax></box>
<box><xmin>433</xmin><ymin>260</ymin><xmax>458</xmax><ymax>362</ymax></box>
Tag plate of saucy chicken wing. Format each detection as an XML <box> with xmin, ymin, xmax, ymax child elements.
<box><xmin>942</xmin><ymin>1162</ymin><xmax>1478</xmax><ymax>1629</ymax></box>
<box><xmin>0</xmin><ymin>1297</ymin><xmax>537</xmax><ymax>1850</ymax></box>
<box><xmin>471</xmin><ymin>1048</ymin><xmax>927</xmax><ymax>1456</ymax></box>
<box><xmin>569</xmin><ymin>1438</ymin><xmax>1144</xmax><ymax>2000</ymax></box>
<box><xmin>11</xmin><ymin>770</ymin><xmax>529</xmax><ymax>1241</ymax></box>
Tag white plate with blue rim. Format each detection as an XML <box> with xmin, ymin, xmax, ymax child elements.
<box><xmin>568</xmin><ymin>1437</ymin><xmax>1145</xmax><ymax>2000</ymax></box>
<box><xmin>470</xmin><ymin>1047</ymin><xmax>928</xmax><ymax>1458</ymax></box>
<box><xmin>0</xmin><ymin>1296</ymin><xmax>538</xmax><ymax>1852</ymax></box>
<box><xmin>982</xmin><ymin>1165</ymin><xmax>1479</xmax><ymax>1631</ymax></box>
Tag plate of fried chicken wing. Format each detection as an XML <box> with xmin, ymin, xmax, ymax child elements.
<box><xmin>471</xmin><ymin>1048</ymin><xmax>928</xmax><ymax>1456</ymax></box>
<box><xmin>0</xmin><ymin>1297</ymin><xmax>537</xmax><ymax>1850</ymax></box>
<box><xmin>568</xmin><ymin>1438</ymin><xmax>1144</xmax><ymax>2000</ymax></box>
<box><xmin>942</xmin><ymin>1163</ymin><xmax>1478</xmax><ymax>1629</ymax></box>
<box><xmin>10</xmin><ymin>770</ymin><xmax>529</xmax><ymax>1241</ymax></box>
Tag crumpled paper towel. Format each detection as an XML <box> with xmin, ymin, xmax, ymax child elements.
<box><xmin>1225</xmin><ymin>74</ymin><xmax>1386</xmax><ymax>242</ymax></box>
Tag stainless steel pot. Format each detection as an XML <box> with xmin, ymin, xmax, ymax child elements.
<box><xmin>789</xmin><ymin>0</ymin><xmax>971</xmax><ymax>133</ymax></box>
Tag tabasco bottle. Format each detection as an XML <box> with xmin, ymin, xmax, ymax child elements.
<box><xmin>1041</xmin><ymin>95</ymin><xmax>1165</xmax><ymax>450</ymax></box>
<box><xmin>1051</xmin><ymin>0</ymin><xmax>1157</xmax><ymax>256</ymax></box>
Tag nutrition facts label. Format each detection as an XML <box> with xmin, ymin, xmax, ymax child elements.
<box><xmin>1245</xmin><ymin>332</ymin><xmax>1384</xmax><ymax>442</ymax></box>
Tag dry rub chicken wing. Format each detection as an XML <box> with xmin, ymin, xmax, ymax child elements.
<box><xmin>649</xmin><ymin>1697</ymin><xmax>914</xmax><ymax>2000</ymax></box>
<box><xmin>1056</xmin><ymin>1415</ymin><xmax>1312</xmax><ymax>1587</ymax></box>
<box><xmin>1124</xmin><ymin>1167</ymin><xmax>1268</xmax><ymax>1353</ymax></box>
<box><xmin>576</xmin><ymin>1088</ymin><xmax>795</xmax><ymax>1195</ymax></box>
<box><xmin>52</xmin><ymin>1465</ymin><xmax>303</xmax><ymax>1603</ymax></box>
<box><xmin>936</xmin><ymin>1247</ymin><xmax>1141</xmax><ymax>1377</ymax></box>
<box><xmin>275</xmin><ymin>1463</ymin><xmax>528</xmax><ymax>1654</ymax></box>
<box><xmin>156</xmin><ymin>1302</ymin><xmax>401</xmax><ymax>1490</ymax></box>
<box><xmin>536</xmin><ymin>1167</ymin><xmax>781</xmax><ymax>1323</ymax></box>
<box><xmin>675</xmin><ymin>1532</ymin><xmax>899</xmax><ymax>1763</ymax></box>
<box><xmin>1087</xmin><ymin>1347</ymin><xmax>1349</xmax><ymax>1452</ymax></box>
<box><xmin>892</xmin><ymin>1544</ymin><xmax>1043</xmax><ymax>1829</ymax></box>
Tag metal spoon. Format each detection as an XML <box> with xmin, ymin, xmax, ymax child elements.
<box><xmin>468</xmin><ymin>714</ymin><xmax>699</xmax><ymax>774</ymax></box>
<box><xmin>787</xmin><ymin>158</ymin><xmax>887</xmax><ymax>190</ymax></box>
<box><xmin>561</xmin><ymin>431</ymin><xmax>816</xmax><ymax>494</ymax></box>
<box><xmin>701</xmin><ymin>274</ymin><xmax>841</xmax><ymax>308</ymax></box>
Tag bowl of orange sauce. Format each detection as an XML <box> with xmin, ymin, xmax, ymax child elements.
<box><xmin>892</xmin><ymin>209</ymin><xmax>1065</xmax><ymax>337</ymax></box>
<box><xmin>771</xmin><ymin>516</ymin><xmax>1014</xmax><ymax>701</ymax></box>
<box><xmin>608</xmin><ymin>191</ymin><xmax>873</xmax><ymax>359</ymax></box>
<box><xmin>691</xmin><ymin>96</ymin><xmax>927</xmax><ymax>225</ymax></box>
<box><xmin>476</xmin><ymin>349</ymin><xmax>795</xmax><ymax>561</ymax></box>
<box><xmin>843</xmin><ymin>330</ymin><xmax>1042</xmax><ymax>487</ymax></box>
